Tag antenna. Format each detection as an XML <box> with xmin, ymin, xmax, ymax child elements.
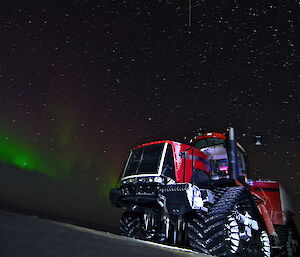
<box><xmin>189</xmin><ymin>0</ymin><xmax>192</xmax><ymax>27</ymax></box>
<box><xmin>254</xmin><ymin>135</ymin><xmax>263</xmax><ymax>146</ymax></box>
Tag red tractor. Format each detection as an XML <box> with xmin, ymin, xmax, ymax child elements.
<box><xmin>110</xmin><ymin>128</ymin><xmax>299</xmax><ymax>256</ymax></box>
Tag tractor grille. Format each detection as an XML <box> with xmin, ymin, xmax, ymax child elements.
<box><xmin>120</xmin><ymin>184</ymin><xmax>159</xmax><ymax>197</ymax></box>
<box><xmin>135</xmin><ymin>184</ymin><xmax>158</xmax><ymax>195</ymax></box>
<box><xmin>159</xmin><ymin>183</ymin><xmax>190</xmax><ymax>193</ymax></box>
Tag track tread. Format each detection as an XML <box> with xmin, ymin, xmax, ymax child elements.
<box><xmin>187</xmin><ymin>186</ymin><xmax>270</xmax><ymax>257</ymax></box>
<box><xmin>120</xmin><ymin>211</ymin><xmax>144</xmax><ymax>238</ymax></box>
<box><xmin>187</xmin><ymin>187</ymin><xmax>245</xmax><ymax>256</ymax></box>
<box><xmin>274</xmin><ymin>222</ymin><xmax>300</xmax><ymax>257</ymax></box>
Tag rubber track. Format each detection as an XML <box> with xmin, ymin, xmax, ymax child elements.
<box><xmin>274</xmin><ymin>223</ymin><xmax>300</xmax><ymax>257</ymax></box>
<box><xmin>120</xmin><ymin>212</ymin><xmax>141</xmax><ymax>238</ymax></box>
<box><xmin>187</xmin><ymin>187</ymin><xmax>249</xmax><ymax>256</ymax></box>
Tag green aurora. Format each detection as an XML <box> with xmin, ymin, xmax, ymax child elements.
<box><xmin>0</xmin><ymin>127</ymin><xmax>72</xmax><ymax>178</ymax></box>
<box><xmin>0</xmin><ymin>125</ymin><xmax>120</xmax><ymax>198</ymax></box>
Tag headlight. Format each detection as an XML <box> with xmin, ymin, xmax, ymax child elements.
<box><xmin>138</xmin><ymin>178</ymin><xmax>146</xmax><ymax>182</ymax></box>
<box><xmin>128</xmin><ymin>178</ymin><xmax>136</xmax><ymax>183</ymax></box>
<box><xmin>122</xmin><ymin>178</ymin><xmax>136</xmax><ymax>184</ymax></box>
<box><xmin>153</xmin><ymin>177</ymin><xmax>164</xmax><ymax>183</ymax></box>
<box><xmin>123</xmin><ymin>176</ymin><xmax>164</xmax><ymax>184</ymax></box>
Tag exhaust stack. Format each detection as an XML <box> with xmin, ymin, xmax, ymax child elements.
<box><xmin>226</xmin><ymin>127</ymin><xmax>239</xmax><ymax>181</ymax></box>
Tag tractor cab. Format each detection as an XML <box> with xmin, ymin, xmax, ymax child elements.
<box><xmin>120</xmin><ymin>130</ymin><xmax>249</xmax><ymax>188</ymax></box>
<box><xmin>120</xmin><ymin>140</ymin><xmax>210</xmax><ymax>187</ymax></box>
<box><xmin>191</xmin><ymin>132</ymin><xmax>248</xmax><ymax>183</ymax></box>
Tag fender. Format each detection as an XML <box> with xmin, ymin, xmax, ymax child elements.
<box><xmin>253</xmin><ymin>192</ymin><xmax>276</xmax><ymax>235</ymax></box>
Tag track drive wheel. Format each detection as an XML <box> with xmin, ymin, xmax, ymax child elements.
<box><xmin>286</xmin><ymin>225</ymin><xmax>300</xmax><ymax>257</ymax></box>
<box><xmin>187</xmin><ymin>187</ymin><xmax>271</xmax><ymax>257</ymax></box>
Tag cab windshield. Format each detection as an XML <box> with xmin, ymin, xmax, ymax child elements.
<box><xmin>194</xmin><ymin>138</ymin><xmax>225</xmax><ymax>150</ymax></box>
<box><xmin>123</xmin><ymin>143</ymin><xmax>165</xmax><ymax>177</ymax></box>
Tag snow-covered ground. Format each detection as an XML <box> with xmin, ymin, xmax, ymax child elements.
<box><xmin>0</xmin><ymin>210</ymin><xmax>211</xmax><ymax>257</ymax></box>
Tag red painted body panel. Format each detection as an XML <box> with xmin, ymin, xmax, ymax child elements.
<box><xmin>171</xmin><ymin>142</ymin><xmax>209</xmax><ymax>183</ymax></box>
<box><xmin>257</xmin><ymin>202</ymin><xmax>276</xmax><ymax>235</ymax></box>
<box><xmin>250</xmin><ymin>180</ymin><xmax>285</xmax><ymax>225</ymax></box>
<box><xmin>133</xmin><ymin>140</ymin><xmax>172</xmax><ymax>150</ymax></box>
<box><xmin>191</xmin><ymin>132</ymin><xmax>226</xmax><ymax>144</ymax></box>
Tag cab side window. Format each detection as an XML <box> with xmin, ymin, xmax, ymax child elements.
<box><xmin>162</xmin><ymin>144</ymin><xmax>176</xmax><ymax>180</ymax></box>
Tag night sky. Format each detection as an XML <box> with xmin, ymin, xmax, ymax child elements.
<box><xmin>0</xmin><ymin>0</ymin><xmax>299</xmax><ymax>228</ymax></box>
